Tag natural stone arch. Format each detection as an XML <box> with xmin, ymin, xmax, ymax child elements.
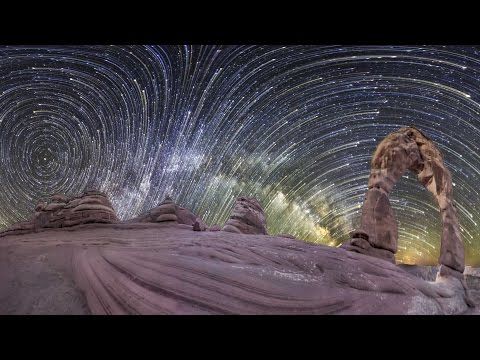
<box><xmin>342</xmin><ymin>126</ymin><xmax>465</xmax><ymax>276</ymax></box>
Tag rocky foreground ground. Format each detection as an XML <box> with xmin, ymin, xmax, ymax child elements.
<box><xmin>0</xmin><ymin>222</ymin><xmax>478</xmax><ymax>315</ymax></box>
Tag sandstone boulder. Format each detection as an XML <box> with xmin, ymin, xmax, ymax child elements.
<box><xmin>208</xmin><ymin>225</ymin><xmax>222</xmax><ymax>232</ymax></box>
<box><xmin>193</xmin><ymin>220</ymin><xmax>207</xmax><ymax>231</ymax></box>
<box><xmin>154</xmin><ymin>197</ymin><xmax>178</xmax><ymax>223</ymax></box>
<box><xmin>223</xmin><ymin>197</ymin><xmax>267</xmax><ymax>235</ymax></box>
<box><xmin>341</xmin><ymin>234</ymin><xmax>396</xmax><ymax>263</ymax></box>
<box><xmin>0</xmin><ymin>191</ymin><xmax>118</xmax><ymax>237</ymax></box>
<box><xmin>128</xmin><ymin>196</ymin><xmax>207</xmax><ymax>229</ymax></box>
<box><xmin>176</xmin><ymin>207</ymin><xmax>207</xmax><ymax>230</ymax></box>
<box><xmin>35</xmin><ymin>191</ymin><xmax>118</xmax><ymax>229</ymax></box>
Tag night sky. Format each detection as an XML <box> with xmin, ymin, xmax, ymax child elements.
<box><xmin>0</xmin><ymin>45</ymin><xmax>479</xmax><ymax>266</ymax></box>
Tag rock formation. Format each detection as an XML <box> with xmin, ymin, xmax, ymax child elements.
<box><xmin>222</xmin><ymin>197</ymin><xmax>267</xmax><ymax>235</ymax></box>
<box><xmin>151</xmin><ymin>197</ymin><xmax>178</xmax><ymax>222</ymax></box>
<box><xmin>0</xmin><ymin>222</ymin><xmax>477</xmax><ymax>314</ymax></box>
<box><xmin>465</xmin><ymin>266</ymin><xmax>480</xmax><ymax>277</ymax></box>
<box><xmin>0</xmin><ymin>221</ymin><xmax>35</xmax><ymax>236</ymax></box>
<box><xmin>192</xmin><ymin>220</ymin><xmax>202</xmax><ymax>231</ymax></box>
<box><xmin>398</xmin><ymin>264</ymin><xmax>439</xmax><ymax>282</ymax></box>
<box><xmin>342</xmin><ymin>126</ymin><xmax>465</xmax><ymax>277</ymax></box>
<box><xmin>207</xmin><ymin>225</ymin><xmax>222</xmax><ymax>232</ymax></box>
<box><xmin>0</xmin><ymin>190</ymin><xmax>118</xmax><ymax>237</ymax></box>
<box><xmin>278</xmin><ymin>234</ymin><xmax>297</xmax><ymax>239</ymax></box>
<box><xmin>34</xmin><ymin>190</ymin><xmax>118</xmax><ymax>229</ymax></box>
<box><xmin>131</xmin><ymin>196</ymin><xmax>207</xmax><ymax>230</ymax></box>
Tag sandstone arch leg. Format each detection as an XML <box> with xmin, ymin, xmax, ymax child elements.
<box><xmin>342</xmin><ymin>127</ymin><xmax>465</xmax><ymax>275</ymax></box>
<box><xmin>419</xmin><ymin>158</ymin><xmax>465</xmax><ymax>274</ymax></box>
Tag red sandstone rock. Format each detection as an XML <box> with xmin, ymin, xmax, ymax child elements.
<box><xmin>344</xmin><ymin>127</ymin><xmax>465</xmax><ymax>273</ymax></box>
<box><xmin>0</xmin><ymin>223</ymin><xmax>475</xmax><ymax>314</ymax></box>
<box><xmin>223</xmin><ymin>197</ymin><xmax>267</xmax><ymax>235</ymax></box>
<box><xmin>176</xmin><ymin>208</ymin><xmax>194</xmax><ymax>224</ymax></box>
<box><xmin>129</xmin><ymin>197</ymin><xmax>207</xmax><ymax>229</ymax></box>
<box><xmin>0</xmin><ymin>191</ymin><xmax>118</xmax><ymax>237</ymax></box>
<box><xmin>193</xmin><ymin>220</ymin><xmax>206</xmax><ymax>231</ymax></box>
<box><xmin>277</xmin><ymin>234</ymin><xmax>297</xmax><ymax>239</ymax></box>
<box><xmin>341</xmin><ymin>235</ymin><xmax>396</xmax><ymax>263</ymax></box>
<box><xmin>35</xmin><ymin>191</ymin><xmax>118</xmax><ymax>229</ymax></box>
<box><xmin>208</xmin><ymin>225</ymin><xmax>222</xmax><ymax>231</ymax></box>
<box><xmin>358</xmin><ymin>187</ymin><xmax>397</xmax><ymax>253</ymax></box>
<box><xmin>51</xmin><ymin>194</ymin><xmax>69</xmax><ymax>203</ymax></box>
<box><xmin>155</xmin><ymin>198</ymin><xmax>178</xmax><ymax>222</ymax></box>
<box><xmin>0</xmin><ymin>221</ymin><xmax>35</xmax><ymax>237</ymax></box>
<box><xmin>157</xmin><ymin>214</ymin><xmax>178</xmax><ymax>222</ymax></box>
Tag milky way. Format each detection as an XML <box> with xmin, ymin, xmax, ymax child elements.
<box><xmin>0</xmin><ymin>45</ymin><xmax>479</xmax><ymax>265</ymax></box>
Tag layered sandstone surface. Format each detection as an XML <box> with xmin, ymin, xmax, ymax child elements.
<box><xmin>0</xmin><ymin>222</ymin><xmax>477</xmax><ymax>315</ymax></box>
<box><xmin>0</xmin><ymin>190</ymin><xmax>118</xmax><ymax>238</ymax></box>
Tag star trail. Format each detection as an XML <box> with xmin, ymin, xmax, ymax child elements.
<box><xmin>0</xmin><ymin>45</ymin><xmax>479</xmax><ymax>265</ymax></box>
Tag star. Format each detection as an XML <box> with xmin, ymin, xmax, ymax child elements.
<box><xmin>0</xmin><ymin>45</ymin><xmax>478</xmax><ymax>266</ymax></box>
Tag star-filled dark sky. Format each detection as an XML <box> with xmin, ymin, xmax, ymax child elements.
<box><xmin>0</xmin><ymin>45</ymin><xmax>479</xmax><ymax>265</ymax></box>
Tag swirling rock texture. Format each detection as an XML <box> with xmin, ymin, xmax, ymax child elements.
<box><xmin>0</xmin><ymin>222</ymin><xmax>478</xmax><ymax>315</ymax></box>
<box><xmin>222</xmin><ymin>197</ymin><xmax>268</xmax><ymax>235</ymax></box>
<box><xmin>398</xmin><ymin>265</ymin><xmax>439</xmax><ymax>282</ymax></box>
<box><xmin>0</xmin><ymin>189</ymin><xmax>477</xmax><ymax>314</ymax></box>
<box><xmin>0</xmin><ymin>190</ymin><xmax>118</xmax><ymax>237</ymax></box>
<box><xmin>342</xmin><ymin>127</ymin><xmax>464</xmax><ymax>277</ymax></box>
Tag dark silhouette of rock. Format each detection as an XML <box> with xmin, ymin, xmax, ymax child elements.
<box><xmin>223</xmin><ymin>197</ymin><xmax>267</xmax><ymax>235</ymax></box>
<box><xmin>342</xmin><ymin>127</ymin><xmax>465</xmax><ymax>274</ymax></box>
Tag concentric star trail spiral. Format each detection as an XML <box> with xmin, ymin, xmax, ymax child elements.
<box><xmin>0</xmin><ymin>45</ymin><xmax>479</xmax><ymax>265</ymax></box>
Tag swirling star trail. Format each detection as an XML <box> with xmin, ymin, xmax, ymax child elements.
<box><xmin>0</xmin><ymin>45</ymin><xmax>479</xmax><ymax>265</ymax></box>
